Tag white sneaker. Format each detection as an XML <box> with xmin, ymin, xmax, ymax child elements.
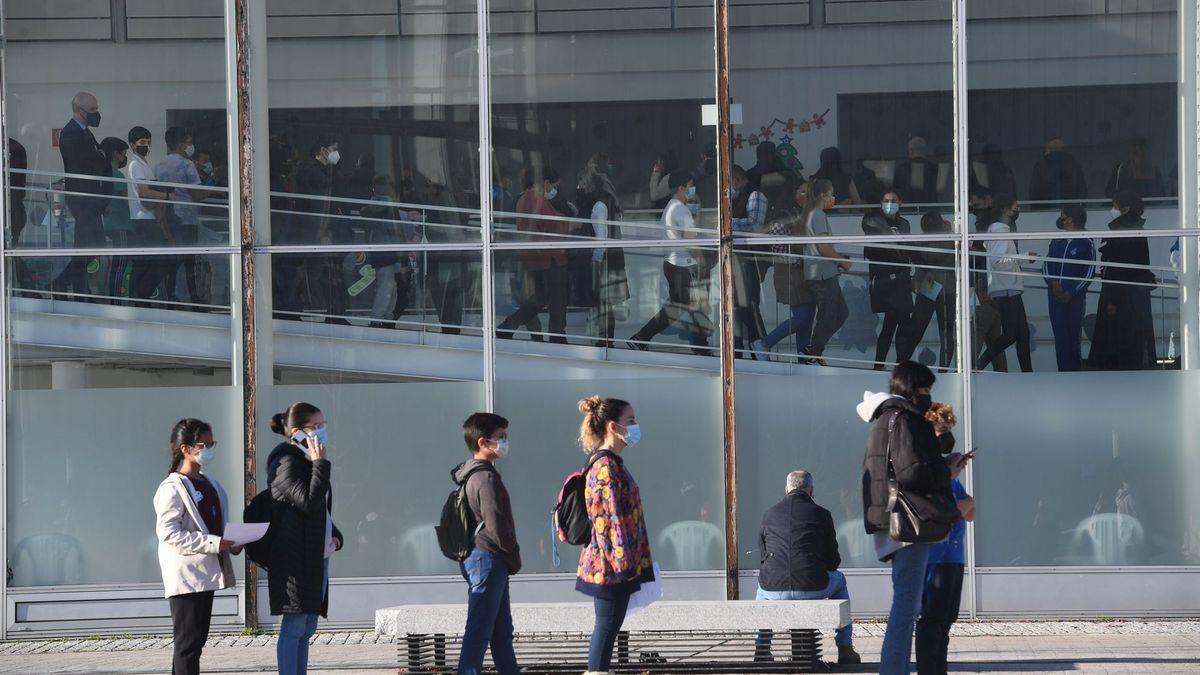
<box><xmin>750</xmin><ymin>339</ymin><xmax>771</xmax><ymax>362</ymax></box>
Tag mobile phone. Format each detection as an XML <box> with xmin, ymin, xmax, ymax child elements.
<box><xmin>964</xmin><ymin>447</ymin><xmax>979</xmax><ymax>459</ymax></box>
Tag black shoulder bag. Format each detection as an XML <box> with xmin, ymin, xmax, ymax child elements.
<box><xmin>885</xmin><ymin>411</ymin><xmax>960</xmax><ymax>543</ymax></box>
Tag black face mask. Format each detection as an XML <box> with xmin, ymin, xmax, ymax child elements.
<box><xmin>134</xmin><ymin>145</ymin><xmax>150</xmax><ymax>158</ymax></box>
<box><xmin>84</xmin><ymin>110</ymin><xmax>101</xmax><ymax>127</ymax></box>
<box><xmin>914</xmin><ymin>393</ymin><xmax>933</xmax><ymax>412</ymax></box>
<box><xmin>938</xmin><ymin>432</ymin><xmax>957</xmax><ymax>454</ymax></box>
<box><xmin>1055</xmin><ymin>216</ymin><xmax>1067</xmax><ymax>230</ymax></box>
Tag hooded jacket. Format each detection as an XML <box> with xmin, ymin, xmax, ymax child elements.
<box><xmin>857</xmin><ymin>392</ymin><xmax>953</xmax><ymax>534</ymax></box>
<box><xmin>452</xmin><ymin>459</ymin><xmax>522</xmax><ymax>574</ymax></box>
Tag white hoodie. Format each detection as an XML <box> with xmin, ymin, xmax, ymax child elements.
<box><xmin>856</xmin><ymin>391</ymin><xmax>901</xmax><ymax>423</ymax></box>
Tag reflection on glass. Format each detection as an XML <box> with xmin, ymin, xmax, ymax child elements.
<box><xmin>271</xmin><ymin>250</ymin><xmax>482</xmax><ymax>334</ymax></box>
<box><xmin>967</xmin><ymin>2</ymin><xmax>1180</xmax><ymax>227</ymax></box>
<box><xmin>494</xmin><ymin>246</ymin><xmax>719</xmax><ymax>355</ymax></box>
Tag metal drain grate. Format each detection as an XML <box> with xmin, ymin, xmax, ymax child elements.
<box><xmin>399</xmin><ymin>629</ymin><xmax>824</xmax><ymax>673</ymax></box>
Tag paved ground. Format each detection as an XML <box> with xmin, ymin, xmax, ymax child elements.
<box><xmin>0</xmin><ymin>621</ymin><xmax>1197</xmax><ymax>673</ymax></box>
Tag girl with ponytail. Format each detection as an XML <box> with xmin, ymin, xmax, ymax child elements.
<box><xmin>153</xmin><ymin>418</ymin><xmax>237</xmax><ymax>675</ymax></box>
<box><xmin>574</xmin><ymin>396</ymin><xmax>655</xmax><ymax>675</ymax></box>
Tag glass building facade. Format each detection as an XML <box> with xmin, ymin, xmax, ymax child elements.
<box><xmin>2</xmin><ymin>0</ymin><xmax>1199</xmax><ymax>635</ymax></box>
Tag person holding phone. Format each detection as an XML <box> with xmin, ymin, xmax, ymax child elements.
<box><xmin>268</xmin><ymin>402</ymin><xmax>344</xmax><ymax>675</ymax></box>
<box><xmin>153</xmin><ymin>418</ymin><xmax>239</xmax><ymax>675</ymax></box>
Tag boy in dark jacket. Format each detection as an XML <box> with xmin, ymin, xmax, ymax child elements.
<box><xmin>453</xmin><ymin>412</ymin><xmax>522</xmax><ymax>675</ymax></box>
<box><xmin>755</xmin><ymin>470</ymin><xmax>860</xmax><ymax>664</ymax></box>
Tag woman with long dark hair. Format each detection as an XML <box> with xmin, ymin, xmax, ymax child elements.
<box><xmin>1088</xmin><ymin>191</ymin><xmax>1157</xmax><ymax>370</ymax></box>
<box><xmin>861</xmin><ymin>181</ymin><xmax>912</xmax><ymax>369</ymax></box>
<box><xmin>153</xmin><ymin>418</ymin><xmax>237</xmax><ymax>675</ymax></box>
<box><xmin>268</xmin><ymin>402</ymin><xmax>343</xmax><ymax>675</ymax></box>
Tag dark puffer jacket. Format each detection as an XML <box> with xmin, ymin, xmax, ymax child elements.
<box><xmin>267</xmin><ymin>442</ymin><xmax>342</xmax><ymax>616</ymax></box>
<box><xmin>859</xmin><ymin>395</ymin><xmax>952</xmax><ymax>534</ymax></box>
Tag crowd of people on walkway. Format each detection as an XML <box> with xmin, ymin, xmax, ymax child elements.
<box><xmin>153</xmin><ymin>360</ymin><xmax>978</xmax><ymax>674</ymax></box>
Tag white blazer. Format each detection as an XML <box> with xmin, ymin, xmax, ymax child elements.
<box><xmin>153</xmin><ymin>472</ymin><xmax>235</xmax><ymax>598</ymax></box>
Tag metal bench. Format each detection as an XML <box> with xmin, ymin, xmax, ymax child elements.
<box><xmin>376</xmin><ymin>600</ymin><xmax>850</xmax><ymax>673</ymax></box>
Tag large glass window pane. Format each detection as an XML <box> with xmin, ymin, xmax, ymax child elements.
<box><xmin>967</xmin><ymin>1</ymin><xmax>1180</xmax><ymax>230</ymax></box>
<box><xmin>266</xmin><ymin>3</ymin><xmax>481</xmax><ymax>247</ymax></box>
<box><xmin>730</xmin><ymin>1</ymin><xmax>955</xmax><ymax>222</ymax></box>
<box><xmin>260</xmin><ymin>250</ymin><xmax>483</xmax><ymax>578</ymax></box>
<box><xmin>5</xmin><ymin>253</ymin><xmax>239</xmax><ymax>586</ymax></box>
<box><xmin>487</xmin><ymin>0</ymin><xmax>720</xmax><ymax>248</ymax></box>
<box><xmin>4</xmin><ymin>0</ymin><xmax>232</xmax><ymax>255</ymax></box>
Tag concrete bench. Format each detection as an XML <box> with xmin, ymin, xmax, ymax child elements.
<box><xmin>377</xmin><ymin>600</ymin><xmax>850</xmax><ymax>672</ymax></box>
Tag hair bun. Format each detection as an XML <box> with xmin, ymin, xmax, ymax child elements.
<box><xmin>578</xmin><ymin>396</ymin><xmax>602</xmax><ymax>415</ymax></box>
<box><xmin>269</xmin><ymin>412</ymin><xmax>288</xmax><ymax>436</ymax></box>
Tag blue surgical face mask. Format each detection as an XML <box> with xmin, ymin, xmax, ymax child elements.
<box><xmin>196</xmin><ymin>445</ymin><xmax>216</xmax><ymax>467</ymax></box>
<box><xmin>544</xmin><ymin>187</ymin><xmax>558</xmax><ymax>201</ymax></box>
<box><xmin>730</xmin><ymin>187</ymin><xmax>741</xmax><ymax>199</ymax></box>
<box><xmin>882</xmin><ymin>201</ymin><xmax>900</xmax><ymax>216</ymax></box>
<box><xmin>292</xmin><ymin>426</ymin><xmax>327</xmax><ymax>452</ymax></box>
<box><xmin>622</xmin><ymin>423</ymin><xmax>641</xmax><ymax>447</ymax></box>
<box><xmin>686</xmin><ymin>186</ymin><xmax>697</xmax><ymax>200</ymax></box>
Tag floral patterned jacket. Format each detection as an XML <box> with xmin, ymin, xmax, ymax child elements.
<box><xmin>575</xmin><ymin>451</ymin><xmax>654</xmax><ymax>597</ymax></box>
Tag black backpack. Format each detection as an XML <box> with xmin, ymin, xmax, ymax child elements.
<box><xmin>242</xmin><ymin>488</ymin><xmax>276</xmax><ymax>569</ymax></box>
<box><xmin>435</xmin><ymin>464</ymin><xmax>494</xmax><ymax>562</ymax></box>
<box><xmin>553</xmin><ymin>450</ymin><xmax>615</xmax><ymax>547</ymax></box>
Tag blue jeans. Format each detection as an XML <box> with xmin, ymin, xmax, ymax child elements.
<box><xmin>880</xmin><ymin>543</ymin><xmax>931</xmax><ymax>675</ymax></box>
<box><xmin>762</xmin><ymin>303</ymin><xmax>816</xmax><ymax>353</ymax></box>
<box><xmin>277</xmin><ymin>558</ymin><xmax>329</xmax><ymax>675</ymax></box>
<box><xmin>458</xmin><ymin>549</ymin><xmax>521</xmax><ymax>675</ymax></box>
<box><xmin>1048</xmin><ymin>291</ymin><xmax>1086</xmax><ymax>371</ymax></box>
<box><xmin>755</xmin><ymin>570</ymin><xmax>853</xmax><ymax>647</ymax></box>
<box><xmin>588</xmin><ymin>590</ymin><xmax>633</xmax><ymax>671</ymax></box>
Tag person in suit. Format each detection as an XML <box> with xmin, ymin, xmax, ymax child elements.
<box><xmin>57</xmin><ymin>92</ymin><xmax>111</xmax><ymax>297</ymax></box>
<box><xmin>153</xmin><ymin>418</ymin><xmax>240</xmax><ymax>675</ymax></box>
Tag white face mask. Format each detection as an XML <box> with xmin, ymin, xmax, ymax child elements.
<box><xmin>184</xmin><ymin>144</ymin><xmax>195</xmax><ymax>158</ymax></box>
<box><xmin>544</xmin><ymin>187</ymin><xmax>558</xmax><ymax>201</ymax></box>
<box><xmin>882</xmin><ymin>202</ymin><xmax>900</xmax><ymax>216</ymax></box>
<box><xmin>686</xmin><ymin>186</ymin><xmax>697</xmax><ymax>200</ymax></box>
<box><xmin>492</xmin><ymin>438</ymin><xmax>510</xmax><ymax>459</ymax></box>
<box><xmin>195</xmin><ymin>444</ymin><xmax>216</xmax><ymax>467</ymax></box>
<box><xmin>326</xmin><ymin>149</ymin><xmax>341</xmax><ymax>166</ymax></box>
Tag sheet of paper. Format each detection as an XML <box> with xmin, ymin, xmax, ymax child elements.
<box><xmin>921</xmin><ymin>279</ymin><xmax>943</xmax><ymax>301</ymax></box>
<box><xmin>223</xmin><ymin>522</ymin><xmax>269</xmax><ymax>546</ymax></box>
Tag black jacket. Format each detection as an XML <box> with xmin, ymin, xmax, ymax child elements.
<box><xmin>267</xmin><ymin>442</ymin><xmax>343</xmax><ymax>616</ymax></box>
<box><xmin>862</xmin><ymin>211</ymin><xmax>913</xmax><ymax>314</ymax></box>
<box><xmin>860</xmin><ymin>397</ymin><xmax>952</xmax><ymax>534</ymax></box>
<box><xmin>58</xmin><ymin>119</ymin><xmax>110</xmax><ymax>199</ymax></box>
<box><xmin>758</xmin><ymin>490</ymin><xmax>840</xmax><ymax>592</ymax></box>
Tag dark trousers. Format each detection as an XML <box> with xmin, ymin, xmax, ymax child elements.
<box><xmin>499</xmin><ymin>263</ymin><xmax>568</xmax><ymax>343</ymax></box>
<box><xmin>427</xmin><ymin>255</ymin><xmax>465</xmax><ymax>334</ymax></box>
<box><xmin>916</xmin><ymin>563</ymin><xmax>964</xmax><ymax>675</ymax></box>
<box><xmin>129</xmin><ymin>219</ymin><xmax>172</xmax><ymax>302</ymax></box>
<box><xmin>633</xmin><ymin>262</ymin><xmax>709</xmax><ymax>346</ymax></box>
<box><xmin>807</xmin><ymin>276</ymin><xmax>848</xmax><ymax>356</ymax></box>
<box><xmin>976</xmin><ymin>294</ymin><xmax>1032</xmax><ymax>371</ymax></box>
<box><xmin>589</xmin><ymin>591</ymin><xmax>633</xmax><ymax>672</ymax></box>
<box><xmin>734</xmin><ymin>257</ymin><xmax>766</xmax><ymax>349</ymax></box>
<box><xmin>1048</xmin><ymin>291</ymin><xmax>1086</xmax><ymax>371</ymax></box>
<box><xmin>168</xmin><ymin>590</ymin><xmax>215</xmax><ymax>675</ymax></box>
<box><xmin>168</xmin><ymin>222</ymin><xmax>205</xmax><ymax>305</ymax></box>
<box><xmin>875</xmin><ymin>307</ymin><xmax>909</xmax><ymax>369</ymax></box>
<box><xmin>899</xmin><ymin>290</ymin><xmax>957</xmax><ymax>369</ymax></box>
<box><xmin>56</xmin><ymin>197</ymin><xmax>107</xmax><ymax>296</ymax></box>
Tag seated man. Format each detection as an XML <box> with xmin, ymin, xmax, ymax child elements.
<box><xmin>756</xmin><ymin>470</ymin><xmax>860</xmax><ymax>665</ymax></box>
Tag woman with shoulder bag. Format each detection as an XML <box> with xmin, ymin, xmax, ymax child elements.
<box><xmin>268</xmin><ymin>402</ymin><xmax>344</xmax><ymax>675</ymax></box>
<box><xmin>153</xmin><ymin>418</ymin><xmax>239</xmax><ymax>675</ymax></box>
<box><xmin>575</xmin><ymin>396</ymin><xmax>655</xmax><ymax>675</ymax></box>
<box><xmin>856</xmin><ymin>362</ymin><xmax>960</xmax><ymax>675</ymax></box>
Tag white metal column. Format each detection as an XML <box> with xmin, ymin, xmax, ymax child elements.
<box><xmin>1179</xmin><ymin>0</ymin><xmax>1199</xmax><ymax>370</ymax></box>
<box><xmin>477</xmin><ymin>0</ymin><xmax>496</xmax><ymax>411</ymax></box>
<box><xmin>0</xmin><ymin>0</ymin><xmax>11</xmax><ymax>642</ymax></box>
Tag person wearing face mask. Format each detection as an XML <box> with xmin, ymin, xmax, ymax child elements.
<box><xmin>802</xmin><ymin>179</ymin><xmax>852</xmax><ymax>364</ymax></box>
<box><xmin>100</xmin><ymin>137</ymin><xmax>133</xmax><ymax>300</ymax></box>
<box><xmin>498</xmin><ymin>165</ymin><xmax>572</xmax><ymax>344</ymax></box>
<box><xmin>156</xmin><ymin>126</ymin><xmax>215</xmax><ymax>305</ymax></box>
<box><xmin>730</xmin><ymin>165</ymin><xmax>770</xmax><ymax>357</ymax></box>
<box><xmin>1087</xmin><ymin>192</ymin><xmax>1157</xmax><ymax>371</ymax></box>
<box><xmin>125</xmin><ymin>126</ymin><xmax>174</xmax><ymax>302</ymax></box>
<box><xmin>917</xmin><ymin>403</ymin><xmax>974</xmax><ymax>675</ymax></box>
<box><xmin>451</xmin><ymin>412</ymin><xmax>522</xmax><ymax>675</ymax></box>
<box><xmin>1042</xmin><ymin>205</ymin><xmax>1095</xmax><ymax>372</ymax></box>
<box><xmin>268</xmin><ymin>402</ymin><xmax>343</xmax><ymax>675</ymax></box>
<box><xmin>628</xmin><ymin>171</ymin><xmax>712</xmax><ymax>352</ymax></box>
<box><xmin>857</xmin><ymin>362</ymin><xmax>960</xmax><ymax>675</ymax></box>
<box><xmin>294</xmin><ymin>135</ymin><xmax>349</xmax><ymax>324</ymax></box>
<box><xmin>57</xmin><ymin>92</ymin><xmax>111</xmax><ymax>299</ymax></box>
<box><xmin>575</xmin><ymin>396</ymin><xmax>655</xmax><ymax>675</ymax></box>
<box><xmin>153</xmin><ymin>418</ymin><xmax>239</xmax><ymax>675</ymax></box>
<box><xmin>860</xmin><ymin>182</ymin><xmax>913</xmax><ymax>370</ymax></box>
<box><xmin>975</xmin><ymin>194</ymin><xmax>1033</xmax><ymax>372</ymax></box>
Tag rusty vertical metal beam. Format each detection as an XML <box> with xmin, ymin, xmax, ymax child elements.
<box><xmin>714</xmin><ymin>0</ymin><xmax>739</xmax><ymax>601</ymax></box>
<box><xmin>232</xmin><ymin>0</ymin><xmax>259</xmax><ymax>630</ymax></box>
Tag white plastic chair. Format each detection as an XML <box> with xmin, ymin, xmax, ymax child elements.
<box><xmin>12</xmin><ymin>533</ymin><xmax>84</xmax><ymax>586</ymax></box>
<box><xmin>400</xmin><ymin>524</ymin><xmax>454</xmax><ymax>574</ymax></box>
<box><xmin>657</xmin><ymin>520</ymin><xmax>723</xmax><ymax>570</ymax></box>
<box><xmin>1071</xmin><ymin>513</ymin><xmax>1144</xmax><ymax>565</ymax></box>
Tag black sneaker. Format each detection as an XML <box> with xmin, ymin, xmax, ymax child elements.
<box><xmin>626</xmin><ymin>338</ymin><xmax>648</xmax><ymax>351</ymax></box>
<box><xmin>837</xmin><ymin>645</ymin><xmax>862</xmax><ymax>665</ymax></box>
